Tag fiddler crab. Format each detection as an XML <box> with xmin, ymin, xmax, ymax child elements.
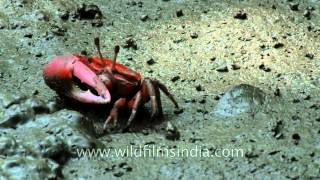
<box><xmin>43</xmin><ymin>38</ymin><xmax>180</xmax><ymax>129</ymax></box>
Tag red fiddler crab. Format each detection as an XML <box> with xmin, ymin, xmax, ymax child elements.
<box><xmin>43</xmin><ymin>38</ymin><xmax>180</xmax><ymax>129</ymax></box>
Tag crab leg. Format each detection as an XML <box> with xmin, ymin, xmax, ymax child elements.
<box><xmin>127</xmin><ymin>91</ymin><xmax>142</xmax><ymax>126</ymax></box>
<box><xmin>153</xmin><ymin>81</ymin><xmax>163</xmax><ymax>118</ymax></box>
<box><xmin>154</xmin><ymin>79</ymin><xmax>179</xmax><ymax>109</ymax></box>
<box><xmin>144</xmin><ymin>79</ymin><xmax>159</xmax><ymax>118</ymax></box>
<box><xmin>103</xmin><ymin>98</ymin><xmax>127</xmax><ymax>129</ymax></box>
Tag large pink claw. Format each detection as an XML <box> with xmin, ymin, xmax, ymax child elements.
<box><xmin>43</xmin><ymin>54</ymin><xmax>111</xmax><ymax>104</ymax></box>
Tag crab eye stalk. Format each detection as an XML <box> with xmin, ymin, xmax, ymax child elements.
<box><xmin>112</xmin><ymin>45</ymin><xmax>120</xmax><ymax>72</ymax></box>
<box><xmin>94</xmin><ymin>37</ymin><xmax>105</xmax><ymax>66</ymax></box>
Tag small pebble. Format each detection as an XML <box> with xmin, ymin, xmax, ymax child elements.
<box><xmin>210</xmin><ymin>57</ymin><xmax>216</xmax><ymax>61</ymax></box>
<box><xmin>60</xmin><ymin>11</ymin><xmax>69</xmax><ymax>21</ymax></box>
<box><xmin>289</xmin><ymin>3</ymin><xmax>299</xmax><ymax>11</ymax></box>
<box><xmin>195</xmin><ymin>85</ymin><xmax>203</xmax><ymax>91</ymax></box>
<box><xmin>171</xmin><ymin>76</ymin><xmax>180</xmax><ymax>82</ymax></box>
<box><xmin>216</xmin><ymin>66</ymin><xmax>229</xmax><ymax>72</ymax></box>
<box><xmin>293</xmin><ymin>99</ymin><xmax>300</xmax><ymax>103</ymax></box>
<box><xmin>273</xmin><ymin>42</ymin><xmax>284</xmax><ymax>49</ymax></box>
<box><xmin>123</xmin><ymin>37</ymin><xmax>137</xmax><ymax>50</ymax></box>
<box><xmin>291</xmin><ymin>115</ymin><xmax>300</xmax><ymax>121</ymax></box>
<box><xmin>165</xmin><ymin>122</ymin><xmax>180</xmax><ymax>141</ymax></box>
<box><xmin>113</xmin><ymin>172</ymin><xmax>124</xmax><ymax>177</ymax></box>
<box><xmin>259</xmin><ymin>64</ymin><xmax>271</xmax><ymax>72</ymax></box>
<box><xmin>146</xmin><ymin>58</ymin><xmax>156</xmax><ymax>65</ymax></box>
<box><xmin>292</xmin><ymin>133</ymin><xmax>300</xmax><ymax>145</ymax></box>
<box><xmin>176</xmin><ymin>9</ymin><xmax>184</xmax><ymax>17</ymax></box>
<box><xmin>76</xmin><ymin>4</ymin><xmax>102</xmax><ymax>20</ymax></box>
<box><xmin>190</xmin><ymin>32</ymin><xmax>198</xmax><ymax>39</ymax></box>
<box><xmin>305</xmin><ymin>53</ymin><xmax>314</xmax><ymax>60</ymax></box>
<box><xmin>35</xmin><ymin>53</ymin><xmax>43</xmax><ymax>58</ymax></box>
<box><xmin>303</xmin><ymin>10</ymin><xmax>312</xmax><ymax>19</ymax></box>
<box><xmin>234</xmin><ymin>10</ymin><xmax>247</xmax><ymax>20</ymax></box>
<box><xmin>274</xmin><ymin>88</ymin><xmax>281</xmax><ymax>96</ymax></box>
<box><xmin>231</xmin><ymin>64</ymin><xmax>241</xmax><ymax>70</ymax></box>
<box><xmin>137</xmin><ymin>2</ymin><xmax>143</xmax><ymax>8</ymax></box>
<box><xmin>140</xmin><ymin>15</ymin><xmax>149</xmax><ymax>22</ymax></box>
<box><xmin>51</xmin><ymin>25</ymin><xmax>67</xmax><ymax>36</ymax></box>
<box><xmin>24</xmin><ymin>33</ymin><xmax>33</xmax><ymax>38</ymax></box>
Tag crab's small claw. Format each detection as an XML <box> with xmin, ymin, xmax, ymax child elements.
<box><xmin>43</xmin><ymin>54</ymin><xmax>111</xmax><ymax>104</ymax></box>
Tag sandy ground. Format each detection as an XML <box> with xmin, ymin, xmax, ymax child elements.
<box><xmin>0</xmin><ymin>0</ymin><xmax>319</xmax><ymax>179</ymax></box>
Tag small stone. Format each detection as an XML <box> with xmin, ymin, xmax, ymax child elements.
<box><xmin>165</xmin><ymin>122</ymin><xmax>180</xmax><ymax>141</ymax></box>
<box><xmin>176</xmin><ymin>9</ymin><xmax>184</xmax><ymax>17</ymax></box>
<box><xmin>36</xmin><ymin>12</ymin><xmax>50</xmax><ymax>21</ymax></box>
<box><xmin>210</xmin><ymin>57</ymin><xmax>216</xmax><ymax>61</ymax></box>
<box><xmin>289</xmin><ymin>3</ymin><xmax>299</xmax><ymax>11</ymax></box>
<box><xmin>171</xmin><ymin>76</ymin><xmax>180</xmax><ymax>82</ymax></box>
<box><xmin>113</xmin><ymin>172</ymin><xmax>124</xmax><ymax>177</ymax></box>
<box><xmin>259</xmin><ymin>64</ymin><xmax>271</xmax><ymax>72</ymax></box>
<box><xmin>307</xmin><ymin>6</ymin><xmax>315</xmax><ymax>11</ymax></box>
<box><xmin>137</xmin><ymin>1</ymin><xmax>143</xmax><ymax>8</ymax></box>
<box><xmin>127</xmin><ymin>56</ymin><xmax>133</xmax><ymax>61</ymax></box>
<box><xmin>305</xmin><ymin>53</ymin><xmax>314</xmax><ymax>60</ymax></box>
<box><xmin>51</xmin><ymin>25</ymin><xmax>67</xmax><ymax>36</ymax></box>
<box><xmin>35</xmin><ymin>53</ymin><xmax>42</xmax><ymax>58</ymax></box>
<box><xmin>231</xmin><ymin>64</ymin><xmax>241</xmax><ymax>70</ymax></box>
<box><xmin>293</xmin><ymin>99</ymin><xmax>300</xmax><ymax>103</ymax></box>
<box><xmin>140</xmin><ymin>15</ymin><xmax>149</xmax><ymax>22</ymax></box>
<box><xmin>76</xmin><ymin>4</ymin><xmax>102</xmax><ymax>20</ymax></box>
<box><xmin>292</xmin><ymin>133</ymin><xmax>300</xmax><ymax>145</ymax></box>
<box><xmin>24</xmin><ymin>33</ymin><xmax>33</xmax><ymax>38</ymax></box>
<box><xmin>291</xmin><ymin>115</ymin><xmax>300</xmax><ymax>121</ymax></box>
<box><xmin>304</xmin><ymin>95</ymin><xmax>311</xmax><ymax>100</ymax></box>
<box><xmin>190</xmin><ymin>32</ymin><xmax>198</xmax><ymax>39</ymax></box>
<box><xmin>195</xmin><ymin>85</ymin><xmax>203</xmax><ymax>91</ymax></box>
<box><xmin>60</xmin><ymin>11</ymin><xmax>69</xmax><ymax>21</ymax></box>
<box><xmin>123</xmin><ymin>37</ymin><xmax>137</xmax><ymax>50</ymax></box>
<box><xmin>146</xmin><ymin>58</ymin><xmax>156</xmax><ymax>65</ymax></box>
<box><xmin>199</xmin><ymin>98</ymin><xmax>206</xmax><ymax>104</ymax></box>
<box><xmin>273</xmin><ymin>42</ymin><xmax>284</xmax><ymax>49</ymax></box>
<box><xmin>234</xmin><ymin>10</ymin><xmax>247</xmax><ymax>20</ymax></box>
<box><xmin>216</xmin><ymin>66</ymin><xmax>229</xmax><ymax>72</ymax></box>
<box><xmin>260</xmin><ymin>44</ymin><xmax>266</xmax><ymax>49</ymax></box>
<box><xmin>173</xmin><ymin>38</ymin><xmax>184</xmax><ymax>44</ymax></box>
<box><xmin>303</xmin><ymin>10</ymin><xmax>312</xmax><ymax>20</ymax></box>
<box><xmin>126</xmin><ymin>1</ymin><xmax>137</xmax><ymax>6</ymax></box>
<box><xmin>32</xmin><ymin>90</ymin><xmax>39</xmax><ymax>95</ymax></box>
<box><xmin>274</xmin><ymin>88</ymin><xmax>281</xmax><ymax>96</ymax></box>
